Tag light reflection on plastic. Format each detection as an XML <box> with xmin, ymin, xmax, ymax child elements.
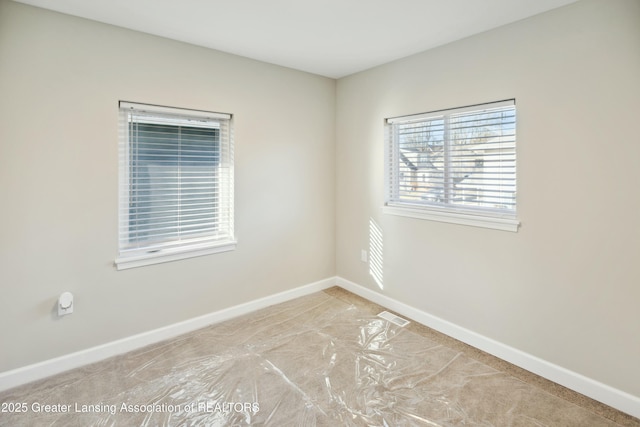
<box><xmin>369</xmin><ymin>218</ymin><xmax>384</xmax><ymax>289</ymax></box>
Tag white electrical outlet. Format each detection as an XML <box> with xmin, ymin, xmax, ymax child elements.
<box><xmin>360</xmin><ymin>250</ymin><xmax>368</xmax><ymax>263</ymax></box>
<box><xmin>58</xmin><ymin>292</ymin><xmax>74</xmax><ymax>316</ymax></box>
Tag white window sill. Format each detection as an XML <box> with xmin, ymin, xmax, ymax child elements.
<box><xmin>115</xmin><ymin>240</ymin><xmax>237</xmax><ymax>270</ymax></box>
<box><xmin>382</xmin><ymin>204</ymin><xmax>520</xmax><ymax>232</ymax></box>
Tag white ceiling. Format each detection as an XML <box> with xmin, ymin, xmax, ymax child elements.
<box><xmin>14</xmin><ymin>0</ymin><xmax>579</xmax><ymax>78</ymax></box>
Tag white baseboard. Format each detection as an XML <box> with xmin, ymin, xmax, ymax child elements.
<box><xmin>0</xmin><ymin>277</ymin><xmax>336</xmax><ymax>392</ymax></box>
<box><xmin>2</xmin><ymin>275</ymin><xmax>638</xmax><ymax>419</ymax></box>
<box><xmin>336</xmin><ymin>276</ymin><xmax>640</xmax><ymax>419</ymax></box>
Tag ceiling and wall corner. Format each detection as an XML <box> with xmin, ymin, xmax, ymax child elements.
<box><xmin>1</xmin><ymin>0</ymin><xmax>639</xmax><ymax>418</ymax></box>
<box><xmin>0</xmin><ymin>0</ymin><xmax>337</xmax><ymax>373</ymax></box>
<box><xmin>335</xmin><ymin>0</ymin><xmax>640</xmax><ymax>402</ymax></box>
<box><xmin>10</xmin><ymin>0</ymin><xmax>580</xmax><ymax>78</ymax></box>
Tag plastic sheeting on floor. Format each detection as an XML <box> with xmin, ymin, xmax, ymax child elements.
<box><xmin>0</xmin><ymin>291</ymin><xmax>625</xmax><ymax>426</ymax></box>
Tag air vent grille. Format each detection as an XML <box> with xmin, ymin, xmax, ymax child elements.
<box><xmin>377</xmin><ymin>311</ymin><xmax>410</xmax><ymax>327</ymax></box>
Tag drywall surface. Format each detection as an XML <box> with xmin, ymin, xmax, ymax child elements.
<box><xmin>0</xmin><ymin>0</ymin><xmax>335</xmax><ymax>372</ymax></box>
<box><xmin>336</xmin><ymin>0</ymin><xmax>640</xmax><ymax>397</ymax></box>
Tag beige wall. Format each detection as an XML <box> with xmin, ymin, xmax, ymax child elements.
<box><xmin>2</xmin><ymin>0</ymin><xmax>639</xmax><ymax>404</ymax></box>
<box><xmin>0</xmin><ymin>0</ymin><xmax>335</xmax><ymax>371</ymax></box>
<box><xmin>336</xmin><ymin>0</ymin><xmax>640</xmax><ymax>397</ymax></box>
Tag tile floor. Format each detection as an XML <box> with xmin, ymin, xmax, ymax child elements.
<box><xmin>0</xmin><ymin>287</ymin><xmax>638</xmax><ymax>426</ymax></box>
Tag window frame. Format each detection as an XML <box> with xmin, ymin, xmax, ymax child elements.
<box><xmin>383</xmin><ymin>99</ymin><xmax>520</xmax><ymax>232</ymax></box>
<box><xmin>115</xmin><ymin>101</ymin><xmax>236</xmax><ymax>270</ymax></box>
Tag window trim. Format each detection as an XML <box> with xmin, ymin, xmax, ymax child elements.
<box><xmin>115</xmin><ymin>240</ymin><xmax>236</xmax><ymax>270</ymax></box>
<box><xmin>115</xmin><ymin>101</ymin><xmax>236</xmax><ymax>270</ymax></box>
<box><xmin>384</xmin><ymin>99</ymin><xmax>520</xmax><ymax>232</ymax></box>
<box><xmin>382</xmin><ymin>204</ymin><xmax>520</xmax><ymax>232</ymax></box>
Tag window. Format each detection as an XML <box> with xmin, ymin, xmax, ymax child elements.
<box><xmin>116</xmin><ymin>102</ymin><xmax>235</xmax><ymax>270</ymax></box>
<box><xmin>384</xmin><ymin>99</ymin><xmax>519</xmax><ymax>231</ymax></box>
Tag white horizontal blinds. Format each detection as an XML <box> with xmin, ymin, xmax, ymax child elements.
<box><xmin>387</xmin><ymin>100</ymin><xmax>516</xmax><ymax>214</ymax></box>
<box><xmin>217</xmin><ymin>118</ymin><xmax>234</xmax><ymax>243</ymax></box>
<box><xmin>118</xmin><ymin>103</ymin><xmax>233</xmax><ymax>255</ymax></box>
<box><xmin>392</xmin><ymin>115</ymin><xmax>446</xmax><ymax>204</ymax></box>
<box><xmin>449</xmin><ymin>103</ymin><xmax>516</xmax><ymax>210</ymax></box>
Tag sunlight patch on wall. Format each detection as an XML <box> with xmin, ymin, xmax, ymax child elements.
<box><xmin>369</xmin><ymin>218</ymin><xmax>384</xmax><ymax>289</ymax></box>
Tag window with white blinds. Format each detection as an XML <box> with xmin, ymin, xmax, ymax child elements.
<box><xmin>116</xmin><ymin>102</ymin><xmax>235</xmax><ymax>269</ymax></box>
<box><xmin>384</xmin><ymin>99</ymin><xmax>519</xmax><ymax>231</ymax></box>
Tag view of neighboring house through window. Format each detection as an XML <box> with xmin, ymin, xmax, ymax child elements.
<box><xmin>384</xmin><ymin>99</ymin><xmax>518</xmax><ymax>231</ymax></box>
<box><xmin>116</xmin><ymin>102</ymin><xmax>235</xmax><ymax>269</ymax></box>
